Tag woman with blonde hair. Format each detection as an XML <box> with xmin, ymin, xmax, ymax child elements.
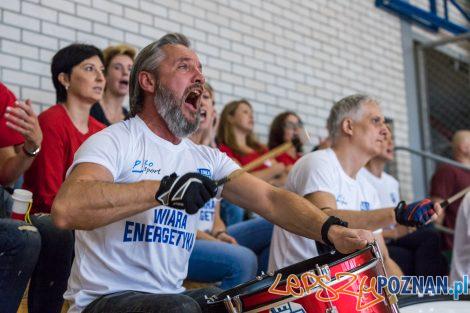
<box><xmin>90</xmin><ymin>43</ymin><xmax>136</xmax><ymax>125</ymax></box>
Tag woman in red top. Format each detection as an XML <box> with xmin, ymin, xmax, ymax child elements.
<box><xmin>23</xmin><ymin>44</ymin><xmax>106</xmax><ymax>214</ymax></box>
<box><xmin>268</xmin><ymin>111</ymin><xmax>304</xmax><ymax>168</ymax></box>
<box><xmin>217</xmin><ymin>99</ymin><xmax>286</xmax><ymax>225</ymax></box>
<box><xmin>21</xmin><ymin>44</ymin><xmax>106</xmax><ymax>313</ymax></box>
<box><xmin>217</xmin><ymin>99</ymin><xmax>286</xmax><ymax>185</ymax></box>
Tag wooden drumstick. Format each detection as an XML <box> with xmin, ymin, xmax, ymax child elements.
<box><xmin>439</xmin><ymin>185</ymin><xmax>470</xmax><ymax>208</ymax></box>
<box><xmin>432</xmin><ymin>185</ymin><xmax>470</xmax><ymax>235</ymax></box>
<box><xmin>215</xmin><ymin>140</ymin><xmax>294</xmax><ymax>187</ymax></box>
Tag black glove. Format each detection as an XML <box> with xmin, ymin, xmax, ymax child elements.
<box><xmin>395</xmin><ymin>199</ymin><xmax>435</xmax><ymax>227</ymax></box>
<box><xmin>155</xmin><ymin>172</ymin><xmax>217</xmax><ymax>214</ymax></box>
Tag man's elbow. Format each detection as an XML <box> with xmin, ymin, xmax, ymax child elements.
<box><xmin>51</xmin><ymin>199</ymin><xmax>73</xmax><ymax>229</ymax></box>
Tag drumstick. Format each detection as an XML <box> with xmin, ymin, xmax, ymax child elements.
<box><xmin>431</xmin><ymin>185</ymin><xmax>470</xmax><ymax>236</ymax></box>
<box><xmin>433</xmin><ymin>224</ymin><xmax>454</xmax><ymax>235</ymax></box>
<box><xmin>440</xmin><ymin>185</ymin><xmax>470</xmax><ymax>208</ymax></box>
<box><xmin>215</xmin><ymin>140</ymin><xmax>294</xmax><ymax>187</ymax></box>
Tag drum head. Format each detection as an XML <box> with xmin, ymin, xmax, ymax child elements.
<box><xmin>399</xmin><ymin>294</ymin><xmax>470</xmax><ymax>313</ymax></box>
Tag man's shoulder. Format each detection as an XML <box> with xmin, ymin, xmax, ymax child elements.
<box><xmin>380</xmin><ymin>171</ymin><xmax>399</xmax><ymax>185</ymax></box>
<box><xmin>186</xmin><ymin>140</ymin><xmax>225</xmax><ymax>158</ymax></box>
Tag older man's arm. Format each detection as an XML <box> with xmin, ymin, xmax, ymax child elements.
<box><xmin>52</xmin><ymin>162</ymin><xmax>160</xmax><ymax>230</ymax></box>
<box><xmin>221</xmin><ymin>172</ymin><xmax>373</xmax><ymax>254</ymax></box>
<box><xmin>307</xmin><ymin>191</ymin><xmax>442</xmax><ymax>229</ymax></box>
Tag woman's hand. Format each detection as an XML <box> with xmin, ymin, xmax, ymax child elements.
<box><xmin>5</xmin><ymin>99</ymin><xmax>43</xmax><ymax>151</ymax></box>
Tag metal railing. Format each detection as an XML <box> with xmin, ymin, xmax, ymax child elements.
<box><xmin>395</xmin><ymin>146</ymin><xmax>470</xmax><ymax>171</ymax></box>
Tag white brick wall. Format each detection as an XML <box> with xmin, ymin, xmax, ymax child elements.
<box><xmin>1</xmin><ymin>0</ymin><xmax>470</xmax><ymax>199</ymax></box>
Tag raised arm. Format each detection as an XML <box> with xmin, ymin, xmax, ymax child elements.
<box><xmin>221</xmin><ymin>172</ymin><xmax>372</xmax><ymax>254</ymax></box>
<box><xmin>52</xmin><ymin>162</ymin><xmax>160</xmax><ymax>230</ymax></box>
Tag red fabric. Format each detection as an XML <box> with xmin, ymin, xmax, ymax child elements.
<box><xmin>23</xmin><ymin>104</ymin><xmax>105</xmax><ymax>213</ymax></box>
<box><xmin>430</xmin><ymin>163</ymin><xmax>470</xmax><ymax>249</ymax></box>
<box><xmin>0</xmin><ymin>83</ymin><xmax>24</xmax><ymax>148</ymax></box>
<box><xmin>275</xmin><ymin>152</ymin><xmax>301</xmax><ymax>166</ymax></box>
<box><xmin>218</xmin><ymin>143</ymin><xmax>269</xmax><ymax>171</ymax></box>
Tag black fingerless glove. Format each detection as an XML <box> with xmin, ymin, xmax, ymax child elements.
<box><xmin>394</xmin><ymin>199</ymin><xmax>435</xmax><ymax>227</ymax></box>
<box><xmin>155</xmin><ymin>172</ymin><xmax>218</xmax><ymax>214</ymax></box>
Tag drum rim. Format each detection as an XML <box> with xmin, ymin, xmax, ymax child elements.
<box><xmin>211</xmin><ymin>244</ymin><xmax>376</xmax><ymax>302</ymax></box>
<box><xmin>207</xmin><ymin>244</ymin><xmax>382</xmax><ymax>312</ymax></box>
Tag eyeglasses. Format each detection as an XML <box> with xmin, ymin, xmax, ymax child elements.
<box><xmin>284</xmin><ymin>122</ymin><xmax>303</xmax><ymax>129</ymax></box>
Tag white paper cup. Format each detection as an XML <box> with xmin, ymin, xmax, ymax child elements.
<box><xmin>11</xmin><ymin>189</ymin><xmax>33</xmax><ymax>221</ymax></box>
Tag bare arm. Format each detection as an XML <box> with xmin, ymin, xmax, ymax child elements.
<box><xmin>211</xmin><ymin>200</ymin><xmax>226</xmax><ymax>236</ymax></box>
<box><xmin>196</xmin><ymin>230</ymin><xmax>216</xmax><ymax>241</ymax></box>
<box><xmin>305</xmin><ymin>191</ymin><xmax>396</xmax><ymax>230</ymax></box>
<box><xmin>302</xmin><ymin>189</ymin><xmax>402</xmax><ymax>276</ymax></box>
<box><xmin>52</xmin><ymin>162</ymin><xmax>161</xmax><ymax>230</ymax></box>
<box><xmin>222</xmin><ymin>173</ymin><xmax>372</xmax><ymax>253</ymax></box>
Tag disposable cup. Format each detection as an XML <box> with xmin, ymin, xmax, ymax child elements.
<box><xmin>11</xmin><ymin>189</ymin><xmax>33</xmax><ymax>221</ymax></box>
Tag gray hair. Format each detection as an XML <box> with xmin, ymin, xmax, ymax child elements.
<box><xmin>327</xmin><ymin>94</ymin><xmax>378</xmax><ymax>140</ymax></box>
<box><xmin>129</xmin><ymin>33</ymin><xmax>191</xmax><ymax>116</ymax></box>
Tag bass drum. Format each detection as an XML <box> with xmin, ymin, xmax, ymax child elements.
<box><xmin>399</xmin><ymin>294</ymin><xmax>470</xmax><ymax>313</ymax></box>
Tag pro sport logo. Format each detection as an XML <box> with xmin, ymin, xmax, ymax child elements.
<box><xmin>132</xmin><ymin>159</ymin><xmax>161</xmax><ymax>174</ymax></box>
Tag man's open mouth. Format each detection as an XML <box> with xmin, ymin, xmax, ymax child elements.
<box><xmin>184</xmin><ymin>89</ymin><xmax>202</xmax><ymax>110</ymax></box>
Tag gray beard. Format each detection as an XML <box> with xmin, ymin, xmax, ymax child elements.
<box><xmin>155</xmin><ymin>82</ymin><xmax>200</xmax><ymax>138</ymax></box>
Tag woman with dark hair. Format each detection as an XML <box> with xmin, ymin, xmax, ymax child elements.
<box><xmin>21</xmin><ymin>43</ymin><xmax>106</xmax><ymax>313</ymax></box>
<box><xmin>24</xmin><ymin>43</ymin><xmax>106</xmax><ymax>214</ymax></box>
<box><xmin>268</xmin><ymin>111</ymin><xmax>304</xmax><ymax>167</ymax></box>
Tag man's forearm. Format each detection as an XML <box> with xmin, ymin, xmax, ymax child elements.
<box><xmin>324</xmin><ymin>207</ymin><xmax>396</xmax><ymax>230</ymax></box>
<box><xmin>268</xmin><ymin>188</ymin><xmax>328</xmax><ymax>242</ymax></box>
<box><xmin>52</xmin><ymin>179</ymin><xmax>160</xmax><ymax>230</ymax></box>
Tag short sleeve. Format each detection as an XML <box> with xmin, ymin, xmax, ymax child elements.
<box><xmin>68</xmin><ymin>128</ymin><xmax>127</xmax><ymax>181</ymax></box>
<box><xmin>0</xmin><ymin>83</ymin><xmax>24</xmax><ymax>148</ymax></box>
<box><xmin>286</xmin><ymin>151</ymin><xmax>337</xmax><ymax>197</ymax></box>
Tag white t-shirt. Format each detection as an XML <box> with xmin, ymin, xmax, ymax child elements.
<box><xmin>359</xmin><ymin>168</ymin><xmax>400</xmax><ymax>208</ymax></box>
<box><xmin>197</xmin><ymin>198</ymin><xmax>217</xmax><ymax>232</ymax></box>
<box><xmin>268</xmin><ymin>148</ymin><xmax>380</xmax><ymax>271</ymax></box>
<box><xmin>450</xmin><ymin>192</ymin><xmax>470</xmax><ymax>284</ymax></box>
<box><xmin>64</xmin><ymin>116</ymin><xmax>239</xmax><ymax>313</ymax></box>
